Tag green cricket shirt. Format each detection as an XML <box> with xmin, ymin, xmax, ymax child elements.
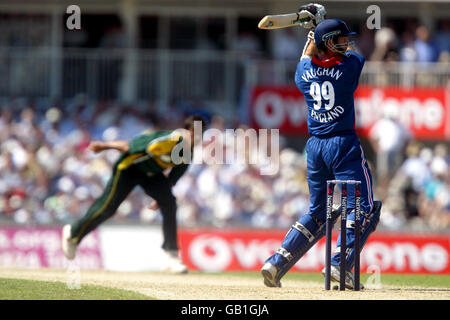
<box><xmin>114</xmin><ymin>130</ymin><xmax>189</xmax><ymax>185</ymax></box>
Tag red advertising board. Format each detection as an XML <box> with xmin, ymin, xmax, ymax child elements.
<box><xmin>249</xmin><ymin>85</ymin><xmax>450</xmax><ymax>140</ymax></box>
<box><xmin>179</xmin><ymin>229</ymin><xmax>450</xmax><ymax>274</ymax></box>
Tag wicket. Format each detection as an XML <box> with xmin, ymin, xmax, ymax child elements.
<box><xmin>325</xmin><ymin>180</ymin><xmax>362</xmax><ymax>291</ymax></box>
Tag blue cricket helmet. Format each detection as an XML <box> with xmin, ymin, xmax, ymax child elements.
<box><xmin>314</xmin><ymin>19</ymin><xmax>356</xmax><ymax>50</ymax></box>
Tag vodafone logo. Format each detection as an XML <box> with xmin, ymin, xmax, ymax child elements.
<box><xmin>185</xmin><ymin>232</ymin><xmax>450</xmax><ymax>274</ymax></box>
<box><xmin>356</xmin><ymin>88</ymin><xmax>445</xmax><ymax>131</ymax></box>
<box><xmin>363</xmin><ymin>242</ymin><xmax>449</xmax><ymax>273</ymax></box>
<box><xmin>189</xmin><ymin>235</ymin><xmax>233</xmax><ymax>272</ymax></box>
<box><xmin>250</xmin><ymin>86</ymin><xmax>449</xmax><ymax>139</ymax></box>
<box><xmin>253</xmin><ymin>91</ymin><xmax>307</xmax><ymax>128</ymax></box>
<box><xmin>188</xmin><ymin>234</ymin><xmax>279</xmax><ymax>271</ymax></box>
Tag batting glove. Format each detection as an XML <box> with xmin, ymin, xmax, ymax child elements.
<box><xmin>298</xmin><ymin>3</ymin><xmax>327</xmax><ymax>29</ymax></box>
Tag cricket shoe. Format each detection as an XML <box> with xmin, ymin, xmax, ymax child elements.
<box><xmin>321</xmin><ymin>265</ymin><xmax>364</xmax><ymax>290</ymax></box>
<box><xmin>261</xmin><ymin>263</ymin><xmax>282</xmax><ymax>288</ymax></box>
<box><xmin>162</xmin><ymin>250</ymin><xmax>188</xmax><ymax>274</ymax></box>
<box><xmin>61</xmin><ymin>224</ymin><xmax>77</xmax><ymax>260</ymax></box>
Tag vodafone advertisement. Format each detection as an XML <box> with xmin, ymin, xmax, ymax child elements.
<box><xmin>249</xmin><ymin>85</ymin><xmax>450</xmax><ymax>139</ymax></box>
<box><xmin>180</xmin><ymin>229</ymin><xmax>450</xmax><ymax>274</ymax></box>
<box><xmin>1</xmin><ymin>226</ymin><xmax>448</xmax><ymax>274</ymax></box>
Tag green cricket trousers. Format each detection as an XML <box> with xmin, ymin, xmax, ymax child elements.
<box><xmin>70</xmin><ymin>163</ymin><xmax>179</xmax><ymax>251</ymax></box>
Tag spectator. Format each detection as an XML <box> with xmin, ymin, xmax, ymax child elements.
<box><xmin>382</xmin><ymin>143</ymin><xmax>428</xmax><ymax>222</ymax></box>
<box><xmin>99</xmin><ymin>25</ymin><xmax>127</xmax><ymax>48</ymax></box>
<box><xmin>271</xmin><ymin>28</ymin><xmax>302</xmax><ymax>60</ymax></box>
<box><xmin>419</xmin><ymin>154</ymin><xmax>449</xmax><ymax>229</ymax></box>
<box><xmin>435</xmin><ymin>20</ymin><xmax>450</xmax><ymax>61</ymax></box>
<box><xmin>370</xmin><ymin>27</ymin><xmax>398</xmax><ymax>61</ymax></box>
<box><xmin>399</xmin><ymin>31</ymin><xmax>417</xmax><ymax>62</ymax></box>
<box><xmin>414</xmin><ymin>26</ymin><xmax>439</xmax><ymax>64</ymax></box>
<box><xmin>369</xmin><ymin>108</ymin><xmax>411</xmax><ymax>187</ymax></box>
<box><xmin>231</xmin><ymin>31</ymin><xmax>262</xmax><ymax>58</ymax></box>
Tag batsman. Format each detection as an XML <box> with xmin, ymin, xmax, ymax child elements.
<box><xmin>261</xmin><ymin>3</ymin><xmax>382</xmax><ymax>289</ymax></box>
<box><xmin>62</xmin><ymin>115</ymin><xmax>207</xmax><ymax>273</ymax></box>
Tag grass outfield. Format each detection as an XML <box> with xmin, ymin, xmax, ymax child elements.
<box><xmin>223</xmin><ymin>271</ymin><xmax>450</xmax><ymax>288</ymax></box>
<box><xmin>0</xmin><ymin>271</ymin><xmax>449</xmax><ymax>300</ymax></box>
<box><xmin>0</xmin><ymin>278</ymin><xmax>153</xmax><ymax>300</ymax></box>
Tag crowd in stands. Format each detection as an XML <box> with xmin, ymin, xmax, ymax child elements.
<box><xmin>268</xmin><ymin>19</ymin><xmax>450</xmax><ymax>64</ymax></box>
<box><xmin>0</xmin><ymin>99</ymin><xmax>448</xmax><ymax>231</ymax></box>
<box><xmin>366</xmin><ymin>20</ymin><xmax>449</xmax><ymax>64</ymax></box>
<box><xmin>1</xmin><ymin>13</ymin><xmax>448</xmax><ymax>65</ymax></box>
<box><xmin>234</xmin><ymin>19</ymin><xmax>450</xmax><ymax>88</ymax></box>
<box><xmin>0</xmin><ymin>13</ymin><xmax>448</xmax><ymax>231</ymax></box>
<box><xmin>379</xmin><ymin>141</ymin><xmax>450</xmax><ymax>231</ymax></box>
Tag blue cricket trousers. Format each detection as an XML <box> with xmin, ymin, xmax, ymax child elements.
<box><xmin>306</xmin><ymin>132</ymin><xmax>374</xmax><ymax>220</ymax></box>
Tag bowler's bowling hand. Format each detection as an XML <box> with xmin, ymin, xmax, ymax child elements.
<box><xmin>88</xmin><ymin>141</ymin><xmax>106</xmax><ymax>153</ymax></box>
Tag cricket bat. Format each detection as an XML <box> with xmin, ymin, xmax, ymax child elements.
<box><xmin>258</xmin><ymin>11</ymin><xmax>313</xmax><ymax>30</ymax></box>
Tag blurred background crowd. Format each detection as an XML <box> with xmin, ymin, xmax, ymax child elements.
<box><xmin>5</xmin><ymin>11</ymin><xmax>446</xmax><ymax>63</ymax></box>
<box><xmin>0</xmin><ymin>1</ymin><xmax>448</xmax><ymax>232</ymax></box>
<box><xmin>0</xmin><ymin>99</ymin><xmax>448</xmax><ymax>231</ymax></box>
<box><xmin>235</xmin><ymin>19</ymin><xmax>450</xmax><ymax>64</ymax></box>
<box><xmin>364</xmin><ymin>20</ymin><xmax>449</xmax><ymax>64</ymax></box>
